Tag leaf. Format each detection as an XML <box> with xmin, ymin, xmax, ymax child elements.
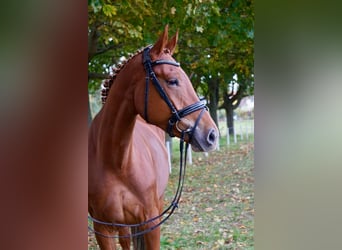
<box><xmin>217</xmin><ymin>239</ymin><xmax>225</xmax><ymax>245</ymax></box>
<box><xmin>205</xmin><ymin>207</ymin><xmax>213</xmax><ymax>212</ymax></box>
<box><xmin>195</xmin><ymin>26</ymin><xmax>204</xmax><ymax>33</ymax></box>
<box><xmin>102</xmin><ymin>4</ymin><xmax>117</xmax><ymax>17</ymax></box>
<box><xmin>170</xmin><ymin>6</ymin><xmax>176</xmax><ymax>15</ymax></box>
<box><xmin>186</xmin><ymin>3</ymin><xmax>192</xmax><ymax>16</ymax></box>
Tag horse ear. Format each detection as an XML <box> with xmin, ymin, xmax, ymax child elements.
<box><xmin>166</xmin><ymin>29</ymin><xmax>178</xmax><ymax>55</ymax></box>
<box><xmin>151</xmin><ymin>25</ymin><xmax>169</xmax><ymax>55</ymax></box>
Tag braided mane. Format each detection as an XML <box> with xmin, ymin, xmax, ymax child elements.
<box><xmin>101</xmin><ymin>47</ymin><xmax>146</xmax><ymax>104</ymax></box>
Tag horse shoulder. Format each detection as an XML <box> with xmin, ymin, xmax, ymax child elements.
<box><xmin>134</xmin><ymin>118</ymin><xmax>167</xmax><ymax>159</ymax></box>
<box><xmin>130</xmin><ymin>118</ymin><xmax>169</xmax><ymax>196</ymax></box>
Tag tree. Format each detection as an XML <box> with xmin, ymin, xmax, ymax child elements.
<box><xmin>88</xmin><ymin>0</ymin><xmax>154</xmax><ymax>121</ymax></box>
<box><xmin>88</xmin><ymin>0</ymin><xmax>254</xmax><ymax>136</ymax></box>
<box><xmin>220</xmin><ymin>74</ymin><xmax>254</xmax><ymax>135</ymax></box>
<box><xmin>173</xmin><ymin>0</ymin><xmax>254</xmax><ymax>133</ymax></box>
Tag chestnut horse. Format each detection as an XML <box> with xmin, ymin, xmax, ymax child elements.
<box><xmin>88</xmin><ymin>25</ymin><xmax>218</xmax><ymax>249</ymax></box>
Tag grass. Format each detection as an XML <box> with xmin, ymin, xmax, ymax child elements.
<box><xmin>88</xmin><ymin>137</ymin><xmax>254</xmax><ymax>250</ymax></box>
<box><xmin>161</xmin><ymin>141</ymin><xmax>254</xmax><ymax>249</ymax></box>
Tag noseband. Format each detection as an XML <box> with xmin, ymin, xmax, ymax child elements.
<box><xmin>142</xmin><ymin>46</ymin><xmax>207</xmax><ymax>138</ymax></box>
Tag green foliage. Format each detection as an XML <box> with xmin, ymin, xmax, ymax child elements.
<box><xmin>88</xmin><ymin>0</ymin><xmax>254</xmax><ymax>107</ymax></box>
<box><xmin>102</xmin><ymin>4</ymin><xmax>117</xmax><ymax>17</ymax></box>
<box><xmin>88</xmin><ymin>0</ymin><xmax>152</xmax><ymax>91</ymax></box>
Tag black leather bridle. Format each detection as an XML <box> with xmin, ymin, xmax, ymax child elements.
<box><xmin>88</xmin><ymin>45</ymin><xmax>209</xmax><ymax>239</ymax></box>
<box><xmin>142</xmin><ymin>45</ymin><xmax>207</xmax><ymax>139</ymax></box>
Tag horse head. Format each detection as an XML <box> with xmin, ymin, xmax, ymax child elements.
<box><xmin>134</xmin><ymin>25</ymin><xmax>219</xmax><ymax>152</ymax></box>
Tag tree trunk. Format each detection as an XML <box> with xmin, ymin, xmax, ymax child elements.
<box><xmin>219</xmin><ymin>83</ymin><xmax>247</xmax><ymax>136</ymax></box>
<box><xmin>225</xmin><ymin>104</ymin><xmax>234</xmax><ymax>136</ymax></box>
<box><xmin>207</xmin><ymin>77</ymin><xmax>219</xmax><ymax>127</ymax></box>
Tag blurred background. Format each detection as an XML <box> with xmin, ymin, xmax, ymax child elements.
<box><xmin>2</xmin><ymin>0</ymin><xmax>342</xmax><ymax>249</ymax></box>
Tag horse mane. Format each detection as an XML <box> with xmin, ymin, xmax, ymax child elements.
<box><xmin>101</xmin><ymin>46</ymin><xmax>146</xmax><ymax>105</ymax></box>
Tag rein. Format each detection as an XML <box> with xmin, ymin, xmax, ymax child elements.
<box><xmin>88</xmin><ymin>133</ymin><xmax>189</xmax><ymax>238</ymax></box>
<box><xmin>88</xmin><ymin>46</ymin><xmax>208</xmax><ymax>239</ymax></box>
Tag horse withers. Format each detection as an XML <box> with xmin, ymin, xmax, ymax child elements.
<box><xmin>88</xmin><ymin>25</ymin><xmax>218</xmax><ymax>250</ymax></box>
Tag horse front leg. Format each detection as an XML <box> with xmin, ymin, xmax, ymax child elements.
<box><xmin>142</xmin><ymin>207</ymin><xmax>161</xmax><ymax>250</ymax></box>
<box><xmin>138</xmin><ymin>194</ymin><xmax>166</xmax><ymax>249</ymax></box>
<box><xmin>118</xmin><ymin>227</ymin><xmax>131</xmax><ymax>250</ymax></box>
<box><xmin>93</xmin><ymin>224</ymin><xmax>117</xmax><ymax>250</ymax></box>
<box><xmin>132</xmin><ymin>226</ymin><xmax>145</xmax><ymax>250</ymax></box>
<box><xmin>143</xmin><ymin>222</ymin><xmax>161</xmax><ymax>250</ymax></box>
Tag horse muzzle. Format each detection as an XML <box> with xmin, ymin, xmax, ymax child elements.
<box><xmin>190</xmin><ymin>127</ymin><xmax>218</xmax><ymax>152</ymax></box>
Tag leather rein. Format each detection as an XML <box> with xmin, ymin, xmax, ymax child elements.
<box><xmin>88</xmin><ymin>46</ymin><xmax>208</xmax><ymax>238</ymax></box>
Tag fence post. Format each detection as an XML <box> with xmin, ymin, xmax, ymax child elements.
<box><xmin>226</xmin><ymin>128</ymin><xmax>230</xmax><ymax>145</ymax></box>
<box><xmin>240</xmin><ymin>123</ymin><xmax>244</xmax><ymax>141</ymax></box>
<box><xmin>251</xmin><ymin>122</ymin><xmax>254</xmax><ymax>136</ymax></box>
<box><xmin>166</xmin><ymin>141</ymin><xmax>172</xmax><ymax>173</ymax></box>
<box><xmin>187</xmin><ymin>144</ymin><xmax>192</xmax><ymax>165</ymax></box>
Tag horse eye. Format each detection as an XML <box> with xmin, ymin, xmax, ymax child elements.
<box><xmin>167</xmin><ymin>79</ymin><xmax>179</xmax><ymax>86</ymax></box>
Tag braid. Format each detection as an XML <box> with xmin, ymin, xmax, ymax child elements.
<box><xmin>100</xmin><ymin>47</ymin><xmax>146</xmax><ymax>105</ymax></box>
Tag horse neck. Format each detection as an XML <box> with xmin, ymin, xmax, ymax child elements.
<box><xmin>98</xmin><ymin>63</ymin><xmax>141</xmax><ymax>169</ymax></box>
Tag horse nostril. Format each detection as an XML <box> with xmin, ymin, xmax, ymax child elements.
<box><xmin>207</xmin><ymin>128</ymin><xmax>217</xmax><ymax>145</ymax></box>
